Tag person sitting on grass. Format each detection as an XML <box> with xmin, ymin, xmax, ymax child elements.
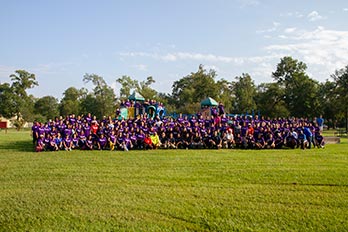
<box><xmin>182</xmin><ymin>132</ymin><xmax>192</xmax><ymax>149</ymax></box>
<box><xmin>246</xmin><ymin>133</ymin><xmax>255</xmax><ymax>149</ymax></box>
<box><xmin>136</xmin><ymin>130</ymin><xmax>146</xmax><ymax>149</ymax></box>
<box><xmin>35</xmin><ymin>134</ymin><xmax>45</xmax><ymax>152</ymax></box>
<box><xmin>150</xmin><ymin>131</ymin><xmax>161</xmax><ymax>149</ymax></box>
<box><xmin>116</xmin><ymin>131</ymin><xmax>124</xmax><ymax>150</ymax></box>
<box><xmin>43</xmin><ymin>134</ymin><xmax>51</xmax><ymax>151</ymax></box>
<box><xmin>63</xmin><ymin>134</ymin><xmax>73</xmax><ymax>151</ymax></box>
<box><xmin>297</xmin><ymin>129</ymin><xmax>308</xmax><ymax>150</ymax></box>
<box><xmin>72</xmin><ymin>133</ymin><xmax>79</xmax><ymax>150</ymax></box>
<box><xmin>159</xmin><ymin>131</ymin><xmax>168</xmax><ymax>149</ymax></box>
<box><xmin>315</xmin><ymin>131</ymin><xmax>325</xmax><ymax>148</ymax></box>
<box><xmin>55</xmin><ymin>133</ymin><xmax>63</xmax><ymax>150</ymax></box>
<box><xmin>255</xmin><ymin>133</ymin><xmax>266</xmax><ymax>149</ymax></box>
<box><xmin>108</xmin><ymin>130</ymin><xmax>117</xmax><ymax>151</ymax></box>
<box><xmin>48</xmin><ymin>135</ymin><xmax>59</xmax><ymax>151</ymax></box>
<box><xmin>222</xmin><ymin>128</ymin><xmax>235</xmax><ymax>149</ymax></box>
<box><xmin>265</xmin><ymin>133</ymin><xmax>276</xmax><ymax>149</ymax></box>
<box><xmin>122</xmin><ymin>133</ymin><xmax>133</xmax><ymax>151</ymax></box>
<box><xmin>97</xmin><ymin>134</ymin><xmax>108</xmax><ymax>150</ymax></box>
<box><xmin>144</xmin><ymin>133</ymin><xmax>153</xmax><ymax>150</ymax></box>
<box><xmin>210</xmin><ymin>130</ymin><xmax>222</xmax><ymax>149</ymax></box>
<box><xmin>78</xmin><ymin>131</ymin><xmax>87</xmax><ymax>150</ymax></box>
<box><xmin>191</xmin><ymin>131</ymin><xmax>203</xmax><ymax>149</ymax></box>
<box><xmin>274</xmin><ymin>132</ymin><xmax>284</xmax><ymax>149</ymax></box>
<box><xmin>167</xmin><ymin>133</ymin><xmax>177</xmax><ymax>149</ymax></box>
<box><xmin>86</xmin><ymin>135</ymin><xmax>94</xmax><ymax>150</ymax></box>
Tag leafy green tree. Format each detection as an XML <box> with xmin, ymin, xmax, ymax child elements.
<box><xmin>83</xmin><ymin>74</ymin><xmax>116</xmax><ymax>118</ymax></box>
<box><xmin>116</xmin><ymin>75</ymin><xmax>138</xmax><ymax>99</ymax></box>
<box><xmin>171</xmin><ymin>65</ymin><xmax>219</xmax><ymax>113</ymax></box>
<box><xmin>216</xmin><ymin>79</ymin><xmax>234</xmax><ymax>113</ymax></box>
<box><xmin>255</xmin><ymin>83</ymin><xmax>289</xmax><ymax>117</ymax></box>
<box><xmin>34</xmin><ymin>96</ymin><xmax>59</xmax><ymax>121</ymax></box>
<box><xmin>233</xmin><ymin>73</ymin><xmax>257</xmax><ymax>113</ymax></box>
<box><xmin>9</xmin><ymin>70</ymin><xmax>38</xmax><ymax>121</ymax></box>
<box><xmin>59</xmin><ymin>87</ymin><xmax>82</xmax><ymax>116</ymax></box>
<box><xmin>136</xmin><ymin>76</ymin><xmax>157</xmax><ymax>100</ymax></box>
<box><xmin>79</xmin><ymin>92</ymin><xmax>98</xmax><ymax>117</ymax></box>
<box><xmin>331</xmin><ymin>65</ymin><xmax>348</xmax><ymax>131</ymax></box>
<box><xmin>0</xmin><ymin>83</ymin><xmax>16</xmax><ymax>118</ymax></box>
<box><xmin>0</xmin><ymin>70</ymin><xmax>38</xmax><ymax>130</ymax></box>
<box><xmin>272</xmin><ymin>57</ymin><xmax>320</xmax><ymax>117</ymax></box>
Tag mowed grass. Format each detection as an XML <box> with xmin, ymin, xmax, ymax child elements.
<box><xmin>0</xmin><ymin>130</ymin><xmax>348</xmax><ymax>231</ymax></box>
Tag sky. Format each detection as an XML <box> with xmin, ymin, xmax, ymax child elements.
<box><xmin>1</xmin><ymin>0</ymin><xmax>348</xmax><ymax>99</ymax></box>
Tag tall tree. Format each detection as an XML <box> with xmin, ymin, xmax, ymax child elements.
<box><xmin>233</xmin><ymin>73</ymin><xmax>257</xmax><ymax>113</ymax></box>
<box><xmin>255</xmin><ymin>82</ymin><xmax>289</xmax><ymax>117</ymax></box>
<box><xmin>10</xmin><ymin>70</ymin><xmax>38</xmax><ymax>121</ymax></box>
<box><xmin>34</xmin><ymin>96</ymin><xmax>59</xmax><ymax>121</ymax></box>
<box><xmin>59</xmin><ymin>87</ymin><xmax>82</xmax><ymax>116</ymax></box>
<box><xmin>83</xmin><ymin>74</ymin><xmax>116</xmax><ymax>118</ymax></box>
<box><xmin>272</xmin><ymin>56</ymin><xmax>320</xmax><ymax>117</ymax></box>
<box><xmin>171</xmin><ymin>65</ymin><xmax>219</xmax><ymax>113</ymax></box>
<box><xmin>331</xmin><ymin>65</ymin><xmax>348</xmax><ymax>131</ymax></box>
<box><xmin>116</xmin><ymin>75</ymin><xmax>138</xmax><ymax>99</ymax></box>
<box><xmin>0</xmin><ymin>82</ymin><xmax>16</xmax><ymax>118</ymax></box>
<box><xmin>216</xmin><ymin>79</ymin><xmax>234</xmax><ymax>113</ymax></box>
<box><xmin>136</xmin><ymin>76</ymin><xmax>157</xmax><ymax>100</ymax></box>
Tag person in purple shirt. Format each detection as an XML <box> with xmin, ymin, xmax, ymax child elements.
<box><xmin>108</xmin><ymin>130</ymin><xmax>117</xmax><ymax>151</ymax></box>
<box><xmin>85</xmin><ymin>113</ymin><xmax>92</xmax><ymax>124</ymax></box>
<box><xmin>32</xmin><ymin>121</ymin><xmax>40</xmax><ymax>144</ymax></box>
<box><xmin>36</xmin><ymin>135</ymin><xmax>45</xmax><ymax>152</ymax></box>
<box><xmin>123</xmin><ymin>133</ymin><xmax>133</xmax><ymax>151</ymax></box>
<box><xmin>71</xmin><ymin>133</ymin><xmax>79</xmax><ymax>150</ymax></box>
<box><xmin>97</xmin><ymin>134</ymin><xmax>108</xmax><ymax>150</ymax></box>
<box><xmin>49</xmin><ymin>135</ymin><xmax>59</xmax><ymax>151</ymax></box>
<box><xmin>78</xmin><ymin>131</ymin><xmax>87</xmax><ymax>149</ymax></box>
<box><xmin>43</xmin><ymin>134</ymin><xmax>51</xmax><ymax>151</ymax></box>
<box><xmin>38</xmin><ymin>123</ymin><xmax>46</xmax><ymax>138</ymax></box>
<box><xmin>116</xmin><ymin>132</ymin><xmax>124</xmax><ymax>150</ymax></box>
<box><xmin>136</xmin><ymin>130</ymin><xmax>145</xmax><ymax>149</ymax></box>
<box><xmin>63</xmin><ymin>124</ymin><xmax>73</xmax><ymax>138</ymax></box>
<box><xmin>63</xmin><ymin>134</ymin><xmax>73</xmax><ymax>151</ymax></box>
<box><xmin>265</xmin><ymin>133</ymin><xmax>275</xmax><ymax>149</ymax></box>
<box><xmin>83</xmin><ymin>135</ymin><xmax>92</xmax><ymax>150</ymax></box>
<box><xmin>56</xmin><ymin>120</ymin><xmax>66</xmax><ymax>135</ymax></box>
<box><xmin>130</xmin><ymin>132</ymin><xmax>138</xmax><ymax>149</ymax></box>
<box><xmin>255</xmin><ymin>133</ymin><xmax>265</xmax><ymax>149</ymax></box>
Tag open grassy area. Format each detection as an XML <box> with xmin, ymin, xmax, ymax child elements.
<box><xmin>0</xmin><ymin>130</ymin><xmax>348</xmax><ymax>231</ymax></box>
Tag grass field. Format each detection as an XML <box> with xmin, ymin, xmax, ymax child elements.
<box><xmin>0</xmin><ymin>130</ymin><xmax>348</xmax><ymax>231</ymax></box>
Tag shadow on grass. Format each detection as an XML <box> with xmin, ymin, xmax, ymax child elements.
<box><xmin>0</xmin><ymin>140</ymin><xmax>34</xmax><ymax>152</ymax></box>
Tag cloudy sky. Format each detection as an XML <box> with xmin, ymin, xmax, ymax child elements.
<box><xmin>1</xmin><ymin>0</ymin><xmax>348</xmax><ymax>98</ymax></box>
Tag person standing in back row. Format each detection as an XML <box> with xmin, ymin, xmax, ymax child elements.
<box><xmin>317</xmin><ymin>115</ymin><xmax>324</xmax><ymax>132</ymax></box>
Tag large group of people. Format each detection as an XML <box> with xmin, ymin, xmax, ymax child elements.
<box><xmin>32</xmin><ymin>109</ymin><xmax>325</xmax><ymax>152</ymax></box>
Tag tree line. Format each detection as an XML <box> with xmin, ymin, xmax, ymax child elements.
<box><xmin>1</xmin><ymin>56</ymin><xmax>348</xmax><ymax>130</ymax></box>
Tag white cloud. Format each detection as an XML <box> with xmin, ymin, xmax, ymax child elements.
<box><xmin>256</xmin><ymin>22</ymin><xmax>280</xmax><ymax>33</ymax></box>
<box><xmin>265</xmin><ymin>26</ymin><xmax>348</xmax><ymax>80</ymax></box>
<box><xmin>284</xmin><ymin>27</ymin><xmax>296</xmax><ymax>33</ymax></box>
<box><xmin>307</xmin><ymin>11</ymin><xmax>325</xmax><ymax>22</ymax></box>
<box><xmin>280</xmin><ymin>11</ymin><xmax>304</xmax><ymax>18</ymax></box>
<box><xmin>120</xmin><ymin>51</ymin><xmax>280</xmax><ymax>66</ymax></box>
<box><xmin>343</xmin><ymin>8</ymin><xmax>348</xmax><ymax>12</ymax></box>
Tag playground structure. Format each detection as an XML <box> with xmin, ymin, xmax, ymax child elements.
<box><xmin>200</xmin><ymin>97</ymin><xmax>218</xmax><ymax>119</ymax></box>
<box><xmin>118</xmin><ymin>92</ymin><xmax>166</xmax><ymax>120</ymax></box>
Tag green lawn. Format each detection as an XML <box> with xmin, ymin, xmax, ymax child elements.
<box><xmin>0</xmin><ymin>130</ymin><xmax>348</xmax><ymax>231</ymax></box>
